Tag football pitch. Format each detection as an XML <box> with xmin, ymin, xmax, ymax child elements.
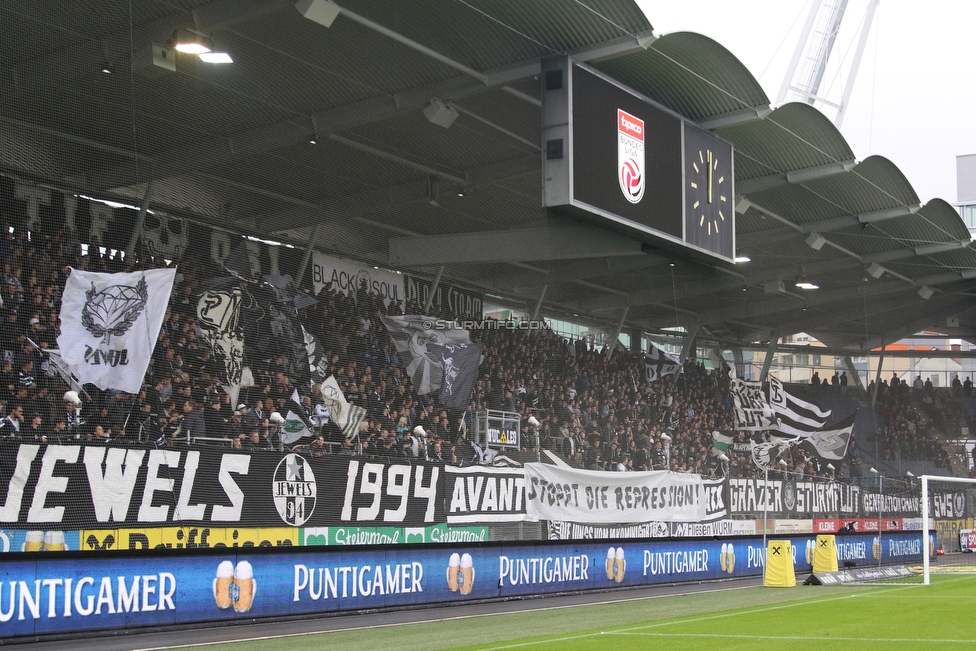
<box><xmin>175</xmin><ymin>575</ymin><xmax>976</xmax><ymax>651</ymax></box>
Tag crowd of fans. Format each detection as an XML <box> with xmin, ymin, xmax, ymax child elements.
<box><xmin>0</xmin><ymin>223</ymin><xmax>972</xmax><ymax>483</ymax></box>
<box><xmin>872</xmin><ymin>374</ymin><xmax>960</xmax><ymax>472</ymax></box>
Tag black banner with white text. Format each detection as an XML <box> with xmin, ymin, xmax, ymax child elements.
<box><xmin>0</xmin><ymin>443</ymin><xmax>444</xmax><ymax>529</ymax></box>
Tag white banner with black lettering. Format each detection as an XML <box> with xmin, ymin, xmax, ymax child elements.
<box><xmin>58</xmin><ymin>267</ymin><xmax>175</xmax><ymax>393</ymax></box>
<box><xmin>523</xmin><ymin>463</ymin><xmax>706</xmax><ymax>524</ymax></box>
<box><xmin>445</xmin><ymin>465</ymin><xmax>534</xmax><ymax>523</ymax></box>
<box><xmin>310</xmin><ymin>250</ymin><xmax>402</xmax><ymax>304</ymax></box>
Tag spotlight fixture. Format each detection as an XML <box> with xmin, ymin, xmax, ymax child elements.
<box><xmin>795</xmin><ymin>276</ymin><xmax>819</xmax><ymax>290</ymax></box>
<box><xmin>918</xmin><ymin>285</ymin><xmax>935</xmax><ymax>300</ymax></box>
<box><xmin>308</xmin><ymin>133</ymin><xmax>318</xmax><ymax>145</ymax></box>
<box><xmin>199</xmin><ymin>51</ymin><xmax>233</xmax><ymax>64</ymax></box>
<box><xmin>733</xmin><ymin>254</ymin><xmax>751</xmax><ymax>263</ymax></box>
<box><xmin>100</xmin><ymin>62</ymin><xmax>114</xmax><ymax>74</ymax></box>
<box><xmin>171</xmin><ymin>29</ymin><xmax>233</xmax><ymax>63</ymax></box>
<box><xmin>173</xmin><ymin>29</ymin><xmax>211</xmax><ymax>54</ymax></box>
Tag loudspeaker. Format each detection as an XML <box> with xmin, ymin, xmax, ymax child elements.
<box><xmin>423</xmin><ymin>99</ymin><xmax>458</xmax><ymax>129</ymax></box>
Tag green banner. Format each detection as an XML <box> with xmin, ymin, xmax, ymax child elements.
<box><xmin>300</xmin><ymin>524</ymin><xmax>489</xmax><ymax>546</ymax></box>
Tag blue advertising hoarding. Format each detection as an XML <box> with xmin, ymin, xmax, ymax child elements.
<box><xmin>0</xmin><ymin>532</ymin><xmax>933</xmax><ymax>639</ymax></box>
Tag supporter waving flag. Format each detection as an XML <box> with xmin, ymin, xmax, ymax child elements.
<box><xmin>797</xmin><ymin>413</ymin><xmax>855</xmax><ymax>462</ymax></box>
<box><xmin>319</xmin><ymin>374</ymin><xmax>351</xmax><ymax>428</ymax></box>
<box><xmin>767</xmin><ymin>376</ymin><xmax>830</xmax><ymax>438</ymax></box>
<box><xmin>428</xmin><ymin>342</ymin><xmax>482</xmax><ymax>409</ymax></box>
<box><xmin>281</xmin><ymin>389</ymin><xmax>316</xmax><ymax>445</ymax></box>
<box><xmin>380</xmin><ymin>315</ymin><xmax>470</xmax><ymax>395</ymax></box>
<box><xmin>58</xmin><ymin>267</ymin><xmax>175</xmax><ymax>393</ymax></box>
<box><xmin>644</xmin><ymin>343</ymin><xmax>680</xmax><ymax>382</ymax></box>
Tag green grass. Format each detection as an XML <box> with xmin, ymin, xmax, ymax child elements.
<box><xmin>186</xmin><ymin>576</ymin><xmax>976</xmax><ymax>651</ymax></box>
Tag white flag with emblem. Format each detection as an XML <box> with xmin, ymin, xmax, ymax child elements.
<box><xmin>58</xmin><ymin>267</ymin><xmax>175</xmax><ymax>393</ymax></box>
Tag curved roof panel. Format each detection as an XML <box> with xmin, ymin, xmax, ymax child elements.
<box><xmin>592</xmin><ymin>32</ymin><xmax>769</xmax><ymax>121</ymax></box>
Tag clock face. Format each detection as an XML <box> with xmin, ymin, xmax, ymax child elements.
<box><xmin>684</xmin><ymin>124</ymin><xmax>734</xmax><ymax>259</ymax></box>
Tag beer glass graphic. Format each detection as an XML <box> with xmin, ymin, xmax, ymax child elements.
<box><xmin>214</xmin><ymin>560</ymin><xmax>235</xmax><ymax>609</ymax></box>
<box><xmin>233</xmin><ymin>561</ymin><xmax>256</xmax><ymax>613</ymax></box>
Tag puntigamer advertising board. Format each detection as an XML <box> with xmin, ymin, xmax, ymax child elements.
<box><xmin>0</xmin><ymin>532</ymin><xmax>932</xmax><ymax>639</ymax></box>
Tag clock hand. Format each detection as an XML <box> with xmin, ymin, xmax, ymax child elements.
<box><xmin>707</xmin><ymin>150</ymin><xmax>713</xmax><ymax>204</ymax></box>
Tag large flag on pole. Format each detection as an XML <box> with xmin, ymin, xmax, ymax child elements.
<box><xmin>798</xmin><ymin>413</ymin><xmax>855</xmax><ymax>461</ymax></box>
<box><xmin>645</xmin><ymin>343</ymin><xmax>681</xmax><ymax>382</ymax></box>
<box><xmin>380</xmin><ymin>315</ymin><xmax>470</xmax><ymax>395</ymax></box>
<box><xmin>281</xmin><ymin>390</ymin><xmax>316</xmax><ymax>445</ymax></box>
<box><xmin>427</xmin><ymin>342</ymin><xmax>482</xmax><ymax>409</ymax></box>
<box><xmin>711</xmin><ymin>430</ymin><xmax>734</xmax><ymax>455</ymax></box>
<box><xmin>767</xmin><ymin>376</ymin><xmax>830</xmax><ymax>438</ymax></box>
<box><xmin>58</xmin><ymin>267</ymin><xmax>175</xmax><ymax>393</ymax></box>
<box><xmin>342</xmin><ymin>404</ymin><xmax>367</xmax><ymax>440</ymax></box>
<box><xmin>730</xmin><ymin>376</ymin><xmax>777</xmax><ymax>431</ymax></box>
<box><xmin>319</xmin><ymin>375</ymin><xmax>350</xmax><ymax>428</ymax></box>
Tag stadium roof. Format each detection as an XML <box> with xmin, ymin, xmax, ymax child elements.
<box><xmin>2</xmin><ymin>0</ymin><xmax>975</xmax><ymax>354</ymax></box>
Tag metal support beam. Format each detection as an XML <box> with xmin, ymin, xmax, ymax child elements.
<box><xmin>127</xmin><ymin>178</ymin><xmax>155</xmax><ymax>259</ymax></box>
<box><xmin>422</xmin><ymin>266</ymin><xmax>444</xmax><ymax>313</ymax></box>
<box><xmin>389</xmin><ymin>225</ymin><xmax>643</xmax><ymax>267</ymax></box>
<box><xmin>680</xmin><ymin>321</ymin><xmax>700</xmax><ymax>364</ymax></box>
<box><xmin>605</xmin><ymin>307</ymin><xmax>629</xmax><ymax>359</ymax></box>
<box><xmin>842</xmin><ymin>356</ymin><xmax>865</xmax><ymax>393</ymax></box>
<box><xmin>697</xmin><ymin>106</ymin><xmax>772</xmax><ymax>130</ymax></box>
<box><xmin>736</xmin><ymin>159</ymin><xmax>856</xmax><ymax>194</ymax></box>
<box><xmin>294</xmin><ymin>223</ymin><xmax>322</xmax><ymax>284</ymax></box>
<box><xmin>530</xmin><ymin>284</ymin><xmax>548</xmax><ymax>321</ymax></box>
<box><xmin>871</xmin><ymin>345</ymin><xmax>886</xmax><ymax>408</ymax></box>
<box><xmin>759</xmin><ymin>333</ymin><xmax>779</xmax><ymax>382</ymax></box>
<box><xmin>733</xmin><ymin>348</ymin><xmax>745</xmax><ymax>379</ymax></box>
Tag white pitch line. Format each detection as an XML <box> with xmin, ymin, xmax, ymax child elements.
<box><xmin>472</xmin><ymin>587</ymin><xmax>916</xmax><ymax>651</ymax></box>
<box><xmin>610</xmin><ymin>632</ymin><xmax>976</xmax><ymax>644</ymax></box>
<box><xmin>129</xmin><ymin>583</ymin><xmax>760</xmax><ymax>651</ymax></box>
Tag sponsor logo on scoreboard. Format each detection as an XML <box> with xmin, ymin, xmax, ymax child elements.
<box><xmin>617</xmin><ymin>109</ymin><xmax>645</xmax><ymax>203</ymax></box>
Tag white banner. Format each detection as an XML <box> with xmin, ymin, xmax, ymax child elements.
<box><xmin>58</xmin><ymin>268</ymin><xmax>175</xmax><ymax>393</ymax></box>
<box><xmin>310</xmin><ymin>251</ymin><xmax>402</xmax><ymax>303</ymax></box>
<box><xmin>445</xmin><ymin>465</ymin><xmax>535</xmax><ymax>524</ymax></box>
<box><xmin>523</xmin><ymin>463</ymin><xmax>706</xmax><ymax>524</ymax></box>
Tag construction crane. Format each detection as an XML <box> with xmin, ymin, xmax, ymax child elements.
<box><xmin>776</xmin><ymin>0</ymin><xmax>879</xmax><ymax>128</ymax></box>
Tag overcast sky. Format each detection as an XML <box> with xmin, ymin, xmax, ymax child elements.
<box><xmin>636</xmin><ymin>0</ymin><xmax>976</xmax><ymax>206</ymax></box>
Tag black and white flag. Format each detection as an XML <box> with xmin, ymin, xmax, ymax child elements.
<box><xmin>797</xmin><ymin>413</ymin><xmax>855</xmax><ymax>461</ymax></box>
<box><xmin>197</xmin><ymin>287</ymin><xmax>248</xmax><ymax>406</ymax></box>
<box><xmin>302</xmin><ymin>325</ymin><xmax>329</xmax><ymax>382</ymax></box>
<box><xmin>645</xmin><ymin>343</ymin><xmax>681</xmax><ymax>383</ymax></box>
<box><xmin>343</xmin><ymin>404</ymin><xmax>367</xmax><ymax>440</ymax></box>
<box><xmin>58</xmin><ymin>268</ymin><xmax>175</xmax><ymax>393</ymax></box>
<box><xmin>730</xmin><ymin>377</ymin><xmax>777</xmax><ymax>431</ymax></box>
<box><xmin>428</xmin><ymin>342</ymin><xmax>482</xmax><ymax>410</ymax></box>
<box><xmin>380</xmin><ymin>315</ymin><xmax>470</xmax><ymax>395</ymax></box>
<box><xmin>281</xmin><ymin>389</ymin><xmax>316</xmax><ymax>445</ymax></box>
<box><xmin>319</xmin><ymin>375</ymin><xmax>351</xmax><ymax>428</ymax></box>
<box><xmin>767</xmin><ymin>376</ymin><xmax>830</xmax><ymax>438</ymax></box>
